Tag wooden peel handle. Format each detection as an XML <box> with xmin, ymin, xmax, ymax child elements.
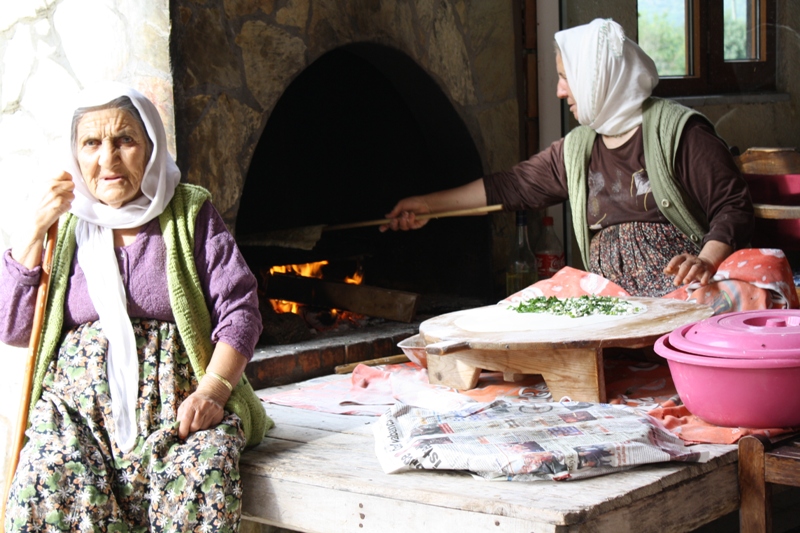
<box><xmin>1</xmin><ymin>222</ymin><xmax>58</xmax><ymax>525</ymax></box>
<box><xmin>324</xmin><ymin>204</ymin><xmax>504</xmax><ymax>231</ymax></box>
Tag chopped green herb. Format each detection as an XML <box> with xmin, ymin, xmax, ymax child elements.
<box><xmin>508</xmin><ymin>295</ymin><xmax>643</xmax><ymax>318</ymax></box>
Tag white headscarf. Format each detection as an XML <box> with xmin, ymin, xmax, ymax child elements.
<box><xmin>66</xmin><ymin>82</ymin><xmax>181</xmax><ymax>452</ymax></box>
<box><xmin>555</xmin><ymin>18</ymin><xmax>659</xmax><ymax>136</ymax></box>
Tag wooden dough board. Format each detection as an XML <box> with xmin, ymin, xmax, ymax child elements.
<box><xmin>419</xmin><ymin>297</ymin><xmax>714</xmax><ymax>402</ymax></box>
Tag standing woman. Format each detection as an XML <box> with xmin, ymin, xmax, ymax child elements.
<box><xmin>382</xmin><ymin>18</ymin><xmax>754</xmax><ymax>298</ymax></box>
<box><xmin>0</xmin><ymin>83</ymin><xmax>269</xmax><ymax>531</ymax></box>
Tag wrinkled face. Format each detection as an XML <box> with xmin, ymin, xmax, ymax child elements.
<box><xmin>76</xmin><ymin>108</ymin><xmax>149</xmax><ymax>209</ymax></box>
<box><xmin>555</xmin><ymin>53</ymin><xmax>578</xmax><ymax>121</ymax></box>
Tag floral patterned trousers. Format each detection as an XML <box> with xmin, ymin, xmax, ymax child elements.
<box><xmin>4</xmin><ymin>319</ymin><xmax>246</xmax><ymax>532</ymax></box>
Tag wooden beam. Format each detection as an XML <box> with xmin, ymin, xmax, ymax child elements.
<box><xmin>266</xmin><ymin>273</ymin><xmax>419</xmax><ymax>323</ymax></box>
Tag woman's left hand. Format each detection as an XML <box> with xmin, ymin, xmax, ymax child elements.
<box><xmin>663</xmin><ymin>240</ymin><xmax>733</xmax><ymax>288</ymax></box>
<box><xmin>663</xmin><ymin>253</ymin><xmax>717</xmax><ymax>287</ymax></box>
<box><xmin>176</xmin><ymin>390</ymin><xmax>225</xmax><ymax>439</ymax></box>
<box><xmin>177</xmin><ymin>343</ymin><xmax>245</xmax><ymax>439</ymax></box>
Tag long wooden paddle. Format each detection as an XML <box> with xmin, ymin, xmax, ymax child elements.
<box><xmin>1</xmin><ymin>222</ymin><xmax>58</xmax><ymax>526</ymax></box>
<box><xmin>236</xmin><ymin>204</ymin><xmax>505</xmax><ymax>250</ymax></box>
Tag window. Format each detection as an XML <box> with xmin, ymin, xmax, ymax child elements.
<box><xmin>637</xmin><ymin>0</ymin><xmax>776</xmax><ymax>96</ymax></box>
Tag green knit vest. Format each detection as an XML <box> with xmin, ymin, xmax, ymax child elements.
<box><xmin>563</xmin><ymin>97</ymin><xmax>710</xmax><ymax>269</ymax></box>
<box><xmin>30</xmin><ymin>183</ymin><xmax>271</xmax><ymax>448</ymax></box>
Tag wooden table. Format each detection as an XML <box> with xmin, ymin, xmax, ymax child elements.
<box><xmin>418</xmin><ymin>298</ymin><xmax>713</xmax><ymax>402</ymax></box>
<box><xmin>240</xmin><ymin>380</ymin><xmax>738</xmax><ymax>533</ymax></box>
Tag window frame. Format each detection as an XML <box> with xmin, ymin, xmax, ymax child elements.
<box><xmin>650</xmin><ymin>0</ymin><xmax>776</xmax><ymax>97</ymax></box>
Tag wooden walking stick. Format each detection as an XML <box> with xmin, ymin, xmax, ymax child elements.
<box><xmin>0</xmin><ymin>222</ymin><xmax>58</xmax><ymax>527</ymax></box>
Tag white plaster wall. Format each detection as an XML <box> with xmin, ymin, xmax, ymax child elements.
<box><xmin>0</xmin><ymin>0</ymin><xmax>172</xmax><ymax>494</ymax></box>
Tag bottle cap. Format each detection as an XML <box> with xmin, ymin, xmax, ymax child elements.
<box><xmin>543</xmin><ymin>216</ymin><xmax>554</xmax><ymax>226</ymax></box>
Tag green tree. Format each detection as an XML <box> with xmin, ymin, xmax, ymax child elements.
<box><xmin>724</xmin><ymin>12</ymin><xmax>748</xmax><ymax>60</ymax></box>
<box><xmin>638</xmin><ymin>11</ymin><xmax>685</xmax><ymax>76</ymax></box>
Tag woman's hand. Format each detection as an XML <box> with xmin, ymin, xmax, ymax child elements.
<box><xmin>176</xmin><ymin>342</ymin><xmax>246</xmax><ymax>439</ymax></box>
<box><xmin>379</xmin><ymin>179</ymin><xmax>490</xmax><ymax>232</ymax></box>
<box><xmin>380</xmin><ymin>196</ymin><xmax>433</xmax><ymax>232</ymax></box>
<box><xmin>663</xmin><ymin>240</ymin><xmax>733</xmax><ymax>287</ymax></box>
<box><xmin>176</xmin><ymin>388</ymin><xmax>226</xmax><ymax>439</ymax></box>
<box><xmin>663</xmin><ymin>253</ymin><xmax>717</xmax><ymax>287</ymax></box>
<box><xmin>12</xmin><ymin>171</ymin><xmax>75</xmax><ymax>269</ymax></box>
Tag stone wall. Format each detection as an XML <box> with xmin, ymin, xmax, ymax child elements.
<box><xmin>170</xmin><ymin>0</ymin><xmax>523</xmax><ymax>284</ymax></box>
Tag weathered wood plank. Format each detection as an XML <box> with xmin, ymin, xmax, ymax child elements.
<box><xmin>753</xmin><ymin>203</ymin><xmax>800</xmax><ymax>219</ymax></box>
<box><xmin>739</xmin><ymin>435</ymin><xmax>770</xmax><ymax>533</ymax></box>
<box><xmin>241</xmin><ymin>473</ymin><xmax>560</xmax><ymax>533</ymax></box>
<box><xmin>242</xmin><ymin>400</ymin><xmax>739</xmax><ymax>532</ymax></box>
<box><xmin>572</xmin><ymin>464</ymin><xmax>739</xmax><ymax>533</ymax></box>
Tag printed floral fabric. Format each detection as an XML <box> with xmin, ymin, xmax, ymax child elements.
<box><xmin>4</xmin><ymin>319</ymin><xmax>246</xmax><ymax>532</ymax></box>
<box><xmin>589</xmin><ymin>221</ymin><xmax>698</xmax><ymax>297</ymax></box>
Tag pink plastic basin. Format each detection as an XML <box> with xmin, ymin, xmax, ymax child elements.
<box><xmin>669</xmin><ymin>309</ymin><xmax>800</xmax><ymax>359</ymax></box>
<box><xmin>654</xmin><ymin>334</ymin><xmax>800</xmax><ymax>428</ymax></box>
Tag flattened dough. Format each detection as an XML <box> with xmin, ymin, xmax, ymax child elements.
<box><xmin>454</xmin><ymin>303</ymin><xmax>647</xmax><ymax>333</ymax></box>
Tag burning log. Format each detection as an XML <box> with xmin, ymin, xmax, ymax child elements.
<box><xmin>266</xmin><ymin>272</ymin><xmax>420</xmax><ymax>323</ymax></box>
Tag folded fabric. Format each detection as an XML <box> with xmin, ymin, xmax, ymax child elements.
<box><xmin>502</xmin><ymin>266</ymin><xmax>630</xmax><ymax>304</ymax></box>
<box><xmin>260</xmin><ymin>363</ymin><xmax>550</xmax><ymax>416</ymax></box>
<box><xmin>663</xmin><ymin>248</ymin><xmax>799</xmax><ymax>314</ymax></box>
<box><xmin>647</xmin><ymin>404</ymin><xmax>798</xmax><ymax>445</ymax></box>
<box><xmin>504</xmin><ymin>249</ymin><xmax>798</xmax><ymax>316</ymax></box>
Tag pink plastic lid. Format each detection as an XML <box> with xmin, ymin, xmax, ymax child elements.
<box><xmin>668</xmin><ymin>309</ymin><xmax>800</xmax><ymax>360</ymax></box>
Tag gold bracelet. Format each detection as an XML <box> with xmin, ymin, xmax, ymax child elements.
<box><xmin>206</xmin><ymin>371</ymin><xmax>233</xmax><ymax>392</ymax></box>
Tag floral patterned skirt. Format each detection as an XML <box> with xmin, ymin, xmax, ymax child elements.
<box><xmin>589</xmin><ymin>222</ymin><xmax>698</xmax><ymax>297</ymax></box>
<box><xmin>4</xmin><ymin>319</ymin><xmax>246</xmax><ymax>532</ymax></box>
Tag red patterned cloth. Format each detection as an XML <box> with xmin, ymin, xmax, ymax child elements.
<box><xmin>502</xmin><ymin>266</ymin><xmax>630</xmax><ymax>304</ymax></box>
<box><xmin>506</xmin><ymin>248</ymin><xmax>798</xmax><ymax>316</ymax></box>
<box><xmin>662</xmin><ymin>248</ymin><xmax>799</xmax><ymax>313</ymax></box>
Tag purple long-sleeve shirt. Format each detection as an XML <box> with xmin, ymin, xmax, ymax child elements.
<box><xmin>0</xmin><ymin>201</ymin><xmax>262</xmax><ymax>360</ymax></box>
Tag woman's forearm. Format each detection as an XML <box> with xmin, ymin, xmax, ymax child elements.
<box><xmin>197</xmin><ymin>341</ymin><xmax>249</xmax><ymax>404</ymax></box>
<box><xmin>422</xmin><ymin>178</ymin><xmax>489</xmax><ymax>213</ymax></box>
<box><xmin>697</xmin><ymin>240</ymin><xmax>733</xmax><ymax>270</ymax></box>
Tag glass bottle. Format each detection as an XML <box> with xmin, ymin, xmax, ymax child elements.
<box><xmin>534</xmin><ymin>216</ymin><xmax>565</xmax><ymax>280</ymax></box>
<box><xmin>506</xmin><ymin>211</ymin><xmax>537</xmax><ymax>295</ymax></box>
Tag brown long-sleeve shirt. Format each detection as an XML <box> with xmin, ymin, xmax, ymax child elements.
<box><xmin>484</xmin><ymin>117</ymin><xmax>754</xmax><ymax>250</ymax></box>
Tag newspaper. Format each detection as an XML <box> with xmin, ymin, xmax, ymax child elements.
<box><xmin>374</xmin><ymin>399</ymin><xmax>711</xmax><ymax>481</ymax></box>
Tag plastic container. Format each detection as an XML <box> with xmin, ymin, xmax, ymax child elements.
<box><xmin>654</xmin><ymin>309</ymin><xmax>800</xmax><ymax>428</ymax></box>
<box><xmin>398</xmin><ymin>334</ymin><xmax>428</xmax><ymax>368</ymax></box>
<box><xmin>669</xmin><ymin>310</ymin><xmax>800</xmax><ymax>359</ymax></box>
<box><xmin>655</xmin><ymin>335</ymin><xmax>800</xmax><ymax>428</ymax></box>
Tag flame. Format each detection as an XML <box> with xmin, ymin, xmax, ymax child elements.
<box><xmin>345</xmin><ymin>268</ymin><xmax>364</xmax><ymax>285</ymax></box>
<box><xmin>268</xmin><ymin>261</ymin><xmax>328</xmax><ymax>313</ymax></box>
<box><xmin>268</xmin><ymin>260</ymin><xmax>363</xmax><ymax>316</ymax></box>
<box><xmin>270</xmin><ymin>260</ymin><xmax>329</xmax><ymax>279</ymax></box>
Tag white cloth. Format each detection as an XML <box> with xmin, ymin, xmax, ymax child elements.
<box><xmin>66</xmin><ymin>82</ymin><xmax>181</xmax><ymax>452</ymax></box>
<box><xmin>555</xmin><ymin>18</ymin><xmax>659</xmax><ymax>136</ymax></box>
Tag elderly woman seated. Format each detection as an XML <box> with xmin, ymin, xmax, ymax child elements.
<box><xmin>0</xmin><ymin>83</ymin><xmax>269</xmax><ymax>531</ymax></box>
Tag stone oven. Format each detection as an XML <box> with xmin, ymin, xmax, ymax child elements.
<box><xmin>169</xmin><ymin>0</ymin><xmax>527</xmax><ymax>386</ymax></box>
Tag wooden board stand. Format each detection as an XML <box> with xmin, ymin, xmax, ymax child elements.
<box><xmin>419</xmin><ymin>297</ymin><xmax>714</xmax><ymax>402</ymax></box>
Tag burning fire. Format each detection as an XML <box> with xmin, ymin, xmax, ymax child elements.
<box><xmin>268</xmin><ymin>261</ymin><xmax>364</xmax><ymax>317</ymax></box>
